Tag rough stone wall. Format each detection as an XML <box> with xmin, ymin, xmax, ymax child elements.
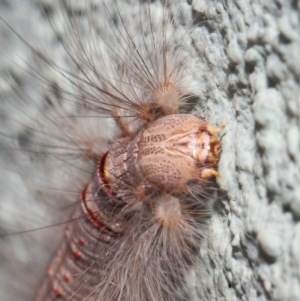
<box><xmin>192</xmin><ymin>1</ymin><xmax>300</xmax><ymax>301</ymax></box>
<box><xmin>0</xmin><ymin>0</ymin><xmax>299</xmax><ymax>301</ymax></box>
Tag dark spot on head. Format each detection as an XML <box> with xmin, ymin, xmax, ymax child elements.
<box><xmin>186</xmin><ymin>179</ymin><xmax>199</xmax><ymax>186</ymax></box>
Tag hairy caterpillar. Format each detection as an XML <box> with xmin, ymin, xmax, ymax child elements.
<box><xmin>0</xmin><ymin>0</ymin><xmax>225</xmax><ymax>300</ymax></box>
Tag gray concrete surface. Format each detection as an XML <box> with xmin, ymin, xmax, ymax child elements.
<box><xmin>0</xmin><ymin>0</ymin><xmax>299</xmax><ymax>300</ymax></box>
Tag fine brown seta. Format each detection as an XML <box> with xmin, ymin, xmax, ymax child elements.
<box><xmin>1</xmin><ymin>1</ymin><xmax>225</xmax><ymax>300</ymax></box>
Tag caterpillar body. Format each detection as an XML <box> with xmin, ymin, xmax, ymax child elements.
<box><xmin>0</xmin><ymin>1</ymin><xmax>225</xmax><ymax>300</ymax></box>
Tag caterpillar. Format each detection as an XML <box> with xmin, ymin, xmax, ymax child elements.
<box><xmin>0</xmin><ymin>0</ymin><xmax>225</xmax><ymax>300</ymax></box>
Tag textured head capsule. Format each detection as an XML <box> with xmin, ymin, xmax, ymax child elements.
<box><xmin>103</xmin><ymin>114</ymin><xmax>223</xmax><ymax>196</ymax></box>
<box><xmin>136</xmin><ymin>114</ymin><xmax>222</xmax><ymax>192</ymax></box>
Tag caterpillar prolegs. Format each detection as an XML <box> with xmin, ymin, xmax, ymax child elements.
<box><xmin>0</xmin><ymin>1</ymin><xmax>225</xmax><ymax>300</ymax></box>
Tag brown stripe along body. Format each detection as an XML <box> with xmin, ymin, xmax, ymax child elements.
<box><xmin>0</xmin><ymin>1</ymin><xmax>225</xmax><ymax>300</ymax></box>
